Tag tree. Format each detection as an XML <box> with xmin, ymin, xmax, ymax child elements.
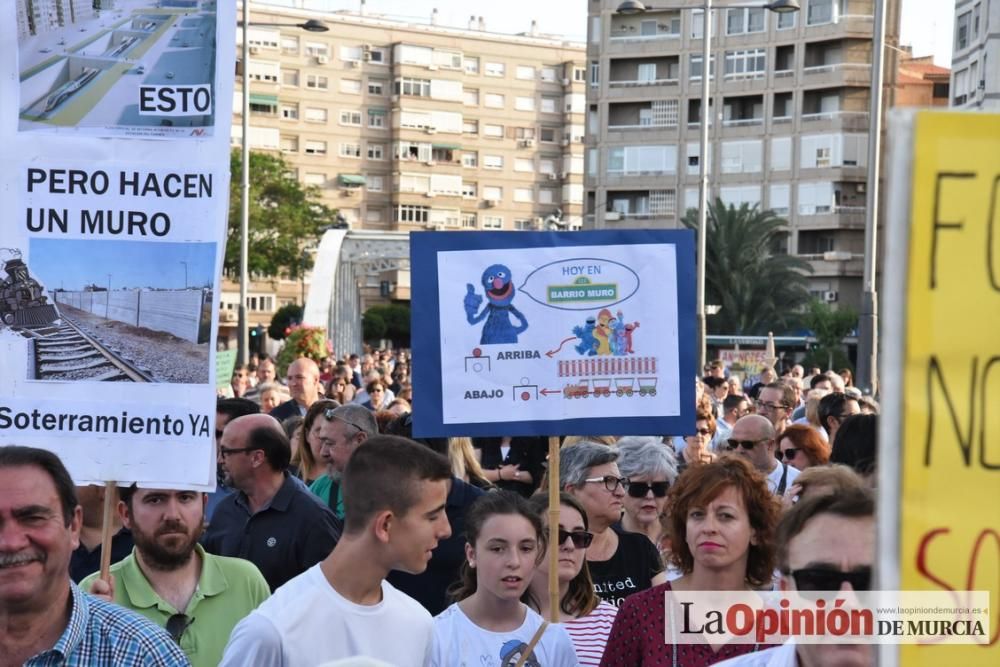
<box><xmin>227</xmin><ymin>150</ymin><xmax>337</xmax><ymax>279</ymax></box>
<box><xmin>362</xmin><ymin>310</ymin><xmax>387</xmax><ymax>341</ymax></box>
<box><xmin>362</xmin><ymin>304</ymin><xmax>411</xmax><ymax>347</ymax></box>
<box><xmin>268</xmin><ymin>304</ymin><xmax>303</xmax><ymax>341</ymax></box>
<box><xmin>682</xmin><ymin>199</ymin><xmax>813</xmax><ymax>335</ymax></box>
<box><xmin>801</xmin><ymin>299</ymin><xmax>858</xmax><ymax>371</ymax></box>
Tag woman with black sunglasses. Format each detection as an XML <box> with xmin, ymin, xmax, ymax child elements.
<box><xmin>526</xmin><ymin>493</ymin><xmax>619</xmax><ymax>666</ymax></box>
<box><xmin>615</xmin><ymin>437</ymin><xmax>678</xmax><ymax>547</ymax></box>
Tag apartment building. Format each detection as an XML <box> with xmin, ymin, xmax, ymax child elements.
<box><xmin>895</xmin><ymin>49</ymin><xmax>949</xmax><ymax>108</ymax></box>
<box><xmin>235</xmin><ymin>5</ymin><xmax>587</xmax><ymax>234</ymax></box>
<box><xmin>585</xmin><ymin>0</ymin><xmax>900</xmax><ymax>310</ymax></box>
<box><xmin>951</xmin><ymin>0</ymin><xmax>999</xmax><ymax>109</ymax></box>
<box><xmin>16</xmin><ymin>0</ymin><xmax>97</xmax><ymax>39</ymax></box>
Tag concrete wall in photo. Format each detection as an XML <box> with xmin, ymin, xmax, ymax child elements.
<box><xmin>53</xmin><ymin>289</ymin><xmax>205</xmax><ymax>343</ymax></box>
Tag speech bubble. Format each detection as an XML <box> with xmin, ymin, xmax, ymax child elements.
<box><xmin>518</xmin><ymin>257</ymin><xmax>640</xmax><ymax>311</ymax></box>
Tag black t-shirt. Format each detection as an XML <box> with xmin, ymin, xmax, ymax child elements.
<box><xmin>473</xmin><ymin>436</ymin><xmax>547</xmax><ymax>497</ymax></box>
<box><xmin>588</xmin><ymin>526</ymin><xmax>663</xmax><ymax>607</ymax></box>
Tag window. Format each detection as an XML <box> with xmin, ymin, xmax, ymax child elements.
<box><xmin>281</xmin><ymin>35</ymin><xmax>299</xmax><ymax>55</ymax></box>
<box><xmin>306</xmin><ymin>74</ymin><xmax>328</xmax><ymax>89</ymax></box>
<box><xmin>719</xmin><ymin>185</ymin><xmax>762</xmax><ymax>208</ymax></box>
<box><xmin>956</xmin><ymin>11</ymin><xmax>971</xmax><ymax>51</ymax></box>
<box><xmin>464</xmin><ymin>88</ymin><xmax>479</xmax><ymax>106</ymax></box>
<box><xmin>367</xmin><ymin>175</ymin><xmax>384</xmax><ymax>192</ymax></box>
<box><xmin>369</xmin><ymin>47</ymin><xmax>387</xmax><ymax>64</ymax></box>
<box><xmin>538</xmin><ymin>189</ymin><xmax>555</xmax><ymax>204</ymax></box>
<box><xmin>590</xmin><ymin>15</ymin><xmax>602</xmax><ymax>43</ymax></box>
<box><xmin>464</xmin><ymin>57</ymin><xmax>479</xmax><ymax>74</ymax></box>
<box><xmin>483</xmin><ymin>216</ymin><xmax>503</xmax><ymax>229</ymax></box>
<box><xmin>368</xmin><ymin>108</ymin><xmax>386</xmax><ymax>128</ymax></box>
<box><xmin>539</xmin><ymin>159</ymin><xmax>556</xmax><ymax>175</ymax></box>
<box><xmin>340</xmin><ymin>79</ymin><xmax>362</xmax><ymax>94</ymax></box>
<box><xmin>462</xmin><ymin>182</ymin><xmax>477</xmax><ymax>198</ymax></box>
<box><xmin>807</xmin><ymin>0</ymin><xmax>838</xmax><ymax>26</ymax></box>
<box><xmin>514</xmin><ymin>96</ymin><xmax>534</xmax><ymax>111</ymax></box>
<box><xmin>282</xmin><ymin>69</ymin><xmax>299</xmax><ymax>86</ymax></box>
<box><xmin>724</xmin><ymin>49</ymin><xmax>767</xmax><ymax>78</ymax></box>
<box><xmin>483</xmin><ymin>186</ymin><xmax>503</xmax><ymax>200</ymax></box>
<box><xmin>590</xmin><ymin>61</ymin><xmax>600</xmax><ymax>87</ymax></box>
<box><xmin>514</xmin><ymin>188</ymin><xmax>534</xmax><ymax>203</ymax></box>
<box><xmin>778</xmin><ymin>11</ymin><xmax>796</xmax><ymax>30</ymax></box>
<box><xmin>396</xmin><ymin>77</ymin><xmax>431</xmax><ymax>97</ymax></box>
<box><xmin>305</xmin><ymin>42</ymin><xmax>328</xmax><ymax>58</ymax></box>
<box><xmin>516</xmin><ymin>65</ymin><xmax>535</xmax><ymax>80</ymax></box>
<box><xmin>514</xmin><ymin>218</ymin><xmax>534</xmax><ymax>230</ymax></box>
<box><xmin>483</xmin><ymin>124</ymin><xmax>504</xmax><ymax>138</ymax></box>
<box><xmin>541</xmin><ymin>96</ymin><xmax>559</xmax><ymax>113</ymax></box>
<box><xmin>771</xmin><ymin>137</ymin><xmax>792</xmax><ymax>171</ymax></box>
<box><xmin>462</xmin><ymin>213</ymin><xmax>478</xmax><ymax>228</ymax></box>
<box><xmin>514</xmin><ymin>158</ymin><xmax>534</xmax><ymax>172</ymax></box>
<box><xmin>798</xmin><ymin>181</ymin><xmax>834</xmax><ymax>214</ymax></box>
<box><xmin>463</xmin><ymin>119</ymin><xmax>479</xmax><ymax>134</ymax></box>
<box><xmin>462</xmin><ymin>152</ymin><xmax>478</xmax><ymax>167</ymax></box>
<box><xmin>607</xmin><ymin>145</ymin><xmax>678</xmax><ymax>174</ymax></box>
<box><xmin>395</xmin><ymin>205</ymin><xmax>430</xmax><ymax>223</ymax></box>
<box><xmin>515</xmin><ymin>127</ymin><xmax>536</xmax><ymax>139</ymax></box>
<box><xmin>340</xmin><ymin>45</ymin><xmax>362</xmax><ymax>62</ymax></box>
<box><xmin>721</xmin><ymin>140</ymin><xmax>763</xmax><ymax>173</ymax></box>
<box><xmin>247</xmin><ymin>61</ymin><xmax>279</xmax><ymax>83</ymax></box>
<box><xmin>305</xmin><ymin>140</ymin><xmax>327</xmax><ymax>156</ymax></box>
<box><xmin>539</xmin><ymin>127</ymin><xmax>558</xmax><ymax>143</ymax></box>
<box><xmin>305</xmin><ymin>107</ymin><xmax>328</xmax><ymax>122</ymax></box>
<box><xmin>368</xmin><ymin>144</ymin><xmax>385</xmax><ymax>160</ymax></box>
<box><xmin>541</xmin><ymin>66</ymin><xmax>557</xmax><ymax>82</ymax></box>
<box><xmin>339</xmin><ymin>110</ymin><xmax>362</xmax><ymax>126</ymax></box>
<box><xmin>974</xmin><ymin>4</ymin><xmax>981</xmax><ymax>36</ymax></box>
<box><xmin>690</xmin><ymin>9</ymin><xmax>714</xmax><ymax>39</ymax></box>
<box><xmin>485</xmin><ymin>61</ymin><xmax>505</xmax><ymax>77</ymax></box>
<box><xmin>303</xmin><ymin>172</ymin><xmax>325</xmax><ymax>186</ymax></box>
<box><xmin>769</xmin><ymin>184</ymin><xmax>790</xmax><ymax>215</ymax></box>
<box><xmin>726</xmin><ymin>8</ymin><xmax>765</xmax><ymax>34</ymax></box>
<box><xmin>483</xmin><ymin>155</ymin><xmax>504</xmax><ymax>169</ymax></box>
<box><xmin>368</xmin><ymin>79</ymin><xmax>385</xmax><ymax>95</ymax></box>
<box><xmin>396</xmin><ymin>141</ymin><xmax>430</xmax><ymax>161</ymax></box>
<box><xmin>573</xmin><ymin>67</ymin><xmax>587</xmax><ymax>82</ymax></box>
<box><xmin>484</xmin><ymin>93</ymin><xmax>505</xmax><ymax>109</ymax></box>
<box><xmin>338</xmin><ymin>143</ymin><xmax>361</xmax><ymax>158</ymax></box>
<box><xmin>280</xmin><ymin>103</ymin><xmax>299</xmax><ymax>120</ymax></box>
<box><xmin>280</xmin><ymin>135</ymin><xmax>298</xmax><ymax>153</ymax></box>
<box><xmin>366</xmin><ymin>209</ymin><xmax>383</xmax><ymax>223</ymax></box>
<box><xmin>689</xmin><ymin>55</ymin><xmax>715</xmax><ymax>80</ymax></box>
<box><xmin>399</xmin><ymin>174</ymin><xmax>430</xmax><ymax>193</ymax></box>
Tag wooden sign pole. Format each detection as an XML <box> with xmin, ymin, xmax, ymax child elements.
<box><xmin>98</xmin><ymin>481</ymin><xmax>117</xmax><ymax>583</ymax></box>
<box><xmin>547</xmin><ymin>436</ymin><xmax>560</xmax><ymax>623</ymax></box>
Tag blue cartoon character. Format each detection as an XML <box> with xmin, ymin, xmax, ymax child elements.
<box><xmin>463</xmin><ymin>264</ymin><xmax>528</xmax><ymax>345</ymax></box>
<box><xmin>572</xmin><ymin>316</ymin><xmax>598</xmax><ymax>356</ymax></box>
<box><xmin>500</xmin><ymin>639</ymin><xmax>541</xmax><ymax>667</ymax></box>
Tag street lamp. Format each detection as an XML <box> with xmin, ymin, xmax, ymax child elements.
<box><xmin>238</xmin><ymin>8</ymin><xmax>328</xmax><ymax>365</ymax></box>
<box><xmin>614</xmin><ymin>0</ymin><xmax>799</xmax><ymax>375</ymax></box>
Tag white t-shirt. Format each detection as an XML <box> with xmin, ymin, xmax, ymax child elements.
<box><xmin>220</xmin><ymin>564</ymin><xmax>432</xmax><ymax>667</ymax></box>
<box><xmin>430</xmin><ymin>603</ymin><xmax>580</xmax><ymax>667</ymax></box>
<box><xmin>766</xmin><ymin>460</ymin><xmax>800</xmax><ymax>496</ymax></box>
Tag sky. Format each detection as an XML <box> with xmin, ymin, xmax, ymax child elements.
<box><xmin>259</xmin><ymin>0</ymin><xmax>956</xmax><ymax>66</ymax></box>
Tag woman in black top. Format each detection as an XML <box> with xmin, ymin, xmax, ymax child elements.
<box><xmin>472</xmin><ymin>436</ymin><xmax>546</xmax><ymax>497</ymax></box>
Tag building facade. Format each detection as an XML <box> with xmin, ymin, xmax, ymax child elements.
<box><xmin>584</xmin><ymin>0</ymin><xmax>900</xmax><ymax>310</ymax></box>
<box><xmin>950</xmin><ymin>0</ymin><xmax>999</xmax><ymax>110</ymax></box>
<box><xmin>894</xmin><ymin>49</ymin><xmax>949</xmax><ymax>108</ymax></box>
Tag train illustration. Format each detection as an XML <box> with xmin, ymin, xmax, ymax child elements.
<box><xmin>44</xmin><ymin>67</ymin><xmax>100</xmax><ymax>113</ymax></box>
<box><xmin>563</xmin><ymin>377</ymin><xmax>658</xmax><ymax>398</ymax></box>
<box><xmin>1</xmin><ymin>257</ymin><xmax>60</xmax><ymax>327</ymax></box>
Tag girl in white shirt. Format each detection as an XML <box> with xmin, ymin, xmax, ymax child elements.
<box><xmin>527</xmin><ymin>493</ymin><xmax>618</xmax><ymax>667</ymax></box>
<box><xmin>430</xmin><ymin>491</ymin><xmax>579</xmax><ymax>666</ymax></box>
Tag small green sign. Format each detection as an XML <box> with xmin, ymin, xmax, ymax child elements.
<box><xmin>216</xmin><ymin>349</ymin><xmax>237</xmax><ymax>389</ymax></box>
<box><xmin>547</xmin><ymin>281</ymin><xmax>619</xmax><ymax>303</ymax></box>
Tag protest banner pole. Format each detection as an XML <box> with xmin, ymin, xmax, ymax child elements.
<box><xmin>547</xmin><ymin>436</ymin><xmax>560</xmax><ymax>623</ymax></box>
<box><xmin>99</xmin><ymin>481</ymin><xmax>117</xmax><ymax>582</ymax></box>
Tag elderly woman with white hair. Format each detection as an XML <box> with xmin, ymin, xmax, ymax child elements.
<box><xmin>561</xmin><ymin>441</ymin><xmax>666</xmax><ymax>607</ymax></box>
<box><xmin>615</xmin><ymin>437</ymin><xmax>678</xmax><ymax>547</ymax></box>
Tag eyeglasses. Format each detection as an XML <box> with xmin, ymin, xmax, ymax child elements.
<box><xmin>727</xmin><ymin>439</ymin><xmax>766</xmax><ymax>451</ymax></box>
<box><xmin>785</xmin><ymin>566</ymin><xmax>872</xmax><ymax>595</ymax></box>
<box><xmin>165</xmin><ymin>613</ymin><xmax>194</xmax><ymax>643</ymax></box>
<box><xmin>756</xmin><ymin>401</ymin><xmax>788</xmax><ymax>412</ymax></box>
<box><xmin>582</xmin><ymin>475</ymin><xmax>629</xmax><ymax>492</ymax></box>
<box><xmin>558</xmin><ymin>528</ymin><xmax>594</xmax><ymax>549</ymax></box>
<box><xmin>777</xmin><ymin>448</ymin><xmax>799</xmax><ymax>461</ymax></box>
<box><xmin>626</xmin><ymin>481</ymin><xmax>670</xmax><ymax>498</ymax></box>
<box><xmin>218</xmin><ymin>446</ymin><xmax>259</xmax><ymax>458</ymax></box>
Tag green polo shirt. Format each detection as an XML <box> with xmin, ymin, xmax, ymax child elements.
<box><xmin>81</xmin><ymin>545</ymin><xmax>269</xmax><ymax>667</ymax></box>
<box><xmin>308</xmin><ymin>473</ymin><xmax>344</xmax><ymax>519</ymax></box>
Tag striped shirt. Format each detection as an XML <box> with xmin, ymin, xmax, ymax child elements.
<box><xmin>24</xmin><ymin>584</ymin><xmax>190</xmax><ymax>666</ymax></box>
<box><xmin>564</xmin><ymin>601</ymin><xmax>619</xmax><ymax>666</ymax></box>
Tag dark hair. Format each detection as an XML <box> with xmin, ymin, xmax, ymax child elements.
<box><xmin>383</xmin><ymin>413</ymin><xmax>449</xmax><ymax>457</ymax></box>
<box><xmin>281</xmin><ymin>415</ymin><xmax>304</xmax><ymax>441</ymax></box>
<box><xmin>830</xmin><ymin>413</ymin><xmax>878</xmax><ymax>476</ymax></box>
<box><xmin>0</xmin><ymin>446</ymin><xmax>77</xmax><ymax>526</ymax></box>
<box><xmin>693</xmin><ymin>408</ymin><xmax>717</xmax><ymax>437</ymax></box>
<box><xmin>527</xmin><ymin>493</ymin><xmax>599</xmax><ymax>617</ymax></box>
<box><xmin>294</xmin><ymin>399</ymin><xmax>340</xmax><ymax>474</ymax></box>
<box><xmin>365</xmin><ymin>379</ymin><xmax>386</xmax><ymax>395</ymax></box>
<box><xmin>341</xmin><ymin>435</ymin><xmax>452</xmax><ymax>535</ymax></box>
<box><xmin>778</xmin><ymin>424</ymin><xmax>830</xmax><ymax>467</ymax></box>
<box><xmin>809</xmin><ymin>374</ymin><xmax>833</xmax><ymax>389</ymax></box>
<box><xmin>776</xmin><ymin>486</ymin><xmax>875</xmax><ymax>571</ymax></box>
<box><xmin>817</xmin><ymin>392</ymin><xmax>857</xmax><ymax>432</ymax></box>
<box><xmin>450</xmin><ymin>491</ymin><xmax>546</xmax><ymax>602</ymax></box>
<box><xmin>723</xmin><ymin>393</ymin><xmax>749</xmax><ymax>412</ymax></box>
<box><xmin>216</xmin><ymin>397</ymin><xmax>260</xmax><ymax>420</ymax></box>
<box><xmin>666</xmin><ymin>456</ymin><xmax>779</xmax><ymax>588</ymax></box>
<box><xmin>701</xmin><ymin>376</ymin><xmax>725</xmax><ymax>390</ymax></box>
<box><xmin>247</xmin><ymin>426</ymin><xmax>291</xmax><ymax>471</ymax></box>
<box><xmin>762</xmin><ymin>381</ymin><xmax>796</xmax><ymax>408</ymax></box>
<box><xmin>838</xmin><ymin>368</ymin><xmax>854</xmax><ymax>387</ymax></box>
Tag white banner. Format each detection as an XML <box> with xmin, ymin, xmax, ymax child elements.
<box><xmin>0</xmin><ymin>1</ymin><xmax>236</xmax><ymax>489</ymax></box>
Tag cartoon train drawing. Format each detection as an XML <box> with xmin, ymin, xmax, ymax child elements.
<box><xmin>563</xmin><ymin>379</ymin><xmax>590</xmax><ymax>399</ymax></box>
<box><xmin>592</xmin><ymin>378</ymin><xmax>612</xmax><ymax>397</ymax></box>
<box><xmin>637</xmin><ymin>377</ymin><xmax>658</xmax><ymax>397</ymax></box>
<box><xmin>615</xmin><ymin>378</ymin><xmax>635</xmax><ymax>397</ymax></box>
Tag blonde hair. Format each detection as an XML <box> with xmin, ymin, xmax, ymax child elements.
<box><xmin>449</xmin><ymin>437</ymin><xmax>490</xmax><ymax>487</ymax></box>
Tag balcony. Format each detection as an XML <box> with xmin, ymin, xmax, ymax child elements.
<box><xmin>802</xmin><ymin>62</ymin><xmax>872</xmax><ymax>86</ymax></box>
<box><xmin>800</xmin><ymin>110</ymin><xmax>870</xmax><ymax>130</ymax></box>
<box><xmin>800</xmin><ymin>251</ymin><xmax>864</xmax><ymax>277</ymax></box>
<box><xmin>795</xmin><ymin>206</ymin><xmax>866</xmax><ymax>230</ymax></box>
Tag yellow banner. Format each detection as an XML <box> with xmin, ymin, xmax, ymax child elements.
<box><xmin>900</xmin><ymin>111</ymin><xmax>1000</xmax><ymax>664</ymax></box>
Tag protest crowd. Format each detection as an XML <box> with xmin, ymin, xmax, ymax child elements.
<box><xmin>1</xmin><ymin>347</ymin><xmax>881</xmax><ymax>667</ymax></box>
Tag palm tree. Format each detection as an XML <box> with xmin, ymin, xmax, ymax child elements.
<box><xmin>682</xmin><ymin>199</ymin><xmax>812</xmax><ymax>335</ymax></box>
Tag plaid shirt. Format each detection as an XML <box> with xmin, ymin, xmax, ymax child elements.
<box><xmin>24</xmin><ymin>584</ymin><xmax>190</xmax><ymax>666</ymax></box>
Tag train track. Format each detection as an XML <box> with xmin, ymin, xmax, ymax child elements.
<box><xmin>27</xmin><ymin>316</ymin><xmax>154</xmax><ymax>382</ymax></box>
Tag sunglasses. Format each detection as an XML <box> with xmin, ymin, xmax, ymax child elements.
<box><xmin>727</xmin><ymin>439</ymin><xmax>765</xmax><ymax>450</ymax></box>
<box><xmin>166</xmin><ymin>613</ymin><xmax>194</xmax><ymax>643</ymax></box>
<box><xmin>777</xmin><ymin>448</ymin><xmax>799</xmax><ymax>461</ymax></box>
<box><xmin>785</xmin><ymin>567</ymin><xmax>872</xmax><ymax>596</ymax></box>
<box><xmin>627</xmin><ymin>481</ymin><xmax>670</xmax><ymax>498</ymax></box>
<box><xmin>558</xmin><ymin>528</ymin><xmax>594</xmax><ymax>549</ymax></box>
<box><xmin>691</xmin><ymin>428</ymin><xmax>712</xmax><ymax>436</ymax></box>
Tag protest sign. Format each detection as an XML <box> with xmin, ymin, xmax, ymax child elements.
<box><xmin>0</xmin><ymin>2</ymin><xmax>235</xmax><ymax>489</ymax></box>
<box><xmin>410</xmin><ymin>230</ymin><xmax>696</xmax><ymax>437</ymax></box>
<box><xmin>881</xmin><ymin>111</ymin><xmax>1000</xmax><ymax>665</ymax></box>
